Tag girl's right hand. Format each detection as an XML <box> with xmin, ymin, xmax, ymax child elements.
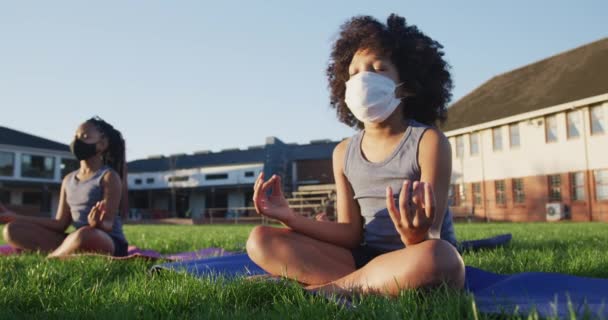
<box><xmin>252</xmin><ymin>172</ymin><xmax>294</xmax><ymax>224</ymax></box>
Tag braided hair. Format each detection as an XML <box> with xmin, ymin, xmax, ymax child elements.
<box><xmin>86</xmin><ymin>116</ymin><xmax>129</xmax><ymax>216</ymax></box>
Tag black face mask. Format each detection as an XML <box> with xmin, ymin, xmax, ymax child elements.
<box><xmin>70</xmin><ymin>139</ymin><xmax>98</xmax><ymax>161</ymax></box>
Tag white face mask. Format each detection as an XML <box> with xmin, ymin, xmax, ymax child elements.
<box><xmin>344</xmin><ymin>71</ymin><xmax>402</xmax><ymax>123</ymax></box>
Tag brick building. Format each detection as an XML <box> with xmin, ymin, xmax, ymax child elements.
<box><xmin>442</xmin><ymin>38</ymin><xmax>608</xmax><ymax>221</ymax></box>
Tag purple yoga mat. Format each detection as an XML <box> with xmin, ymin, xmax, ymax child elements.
<box><xmin>121</xmin><ymin>246</ymin><xmax>236</xmax><ymax>261</ymax></box>
<box><xmin>0</xmin><ymin>244</ymin><xmax>21</xmax><ymax>255</ymax></box>
<box><xmin>0</xmin><ymin>244</ymin><xmax>236</xmax><ymax>261</ymax></box>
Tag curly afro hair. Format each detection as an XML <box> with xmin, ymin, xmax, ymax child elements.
<box><xmin>327</xmin><ymin>14</ymin><xmax>453</xmax><ymax>129</ymax></box>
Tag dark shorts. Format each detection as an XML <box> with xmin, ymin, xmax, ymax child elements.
<box><xmin>350</xmin><ymin>240</ymin><xmax>460</xmax><ymax>269</ymax></box>
<box><xmin>109</xmin><ymin>235</ymin><xmax>129</xmax><ymax>257</ymax></box>
<box><xmin>350</xmin><ymin>245</ymin><xmax>392</xmax><ymax>269</ymax></box>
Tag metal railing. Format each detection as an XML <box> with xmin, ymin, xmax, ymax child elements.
<box><xmin>128</xmin><ymin>195</ymin><xmax>606</xmax><ymax>224</ymax></box>
<box><xmin>194</xmin><ymin>202</ymin><xmax>335</xmax><ymax>225</ymax></box>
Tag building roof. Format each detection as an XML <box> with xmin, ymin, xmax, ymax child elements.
<box><xmin>441</xmin><ymin>38</ymin><xmax>608</xmax><ymax>132</ymax></box>
<box><xmin>127</xmin><ymin>139</ymin><xmax>339</xmax><ymax>173</ymax></box>
<box><xmin>0</xmin><ymin>126</ymin><xmax>70</xmax><ymax>152</ymax></box>
<box><xmin>290</xmin><ymin>141</ymin><xmax>339</xmax><ymax>161</ymax></box>
<box><xmin>128</xmin><ymin>148</ymin><xmax>266</xmax><ymax>173</ymax></box>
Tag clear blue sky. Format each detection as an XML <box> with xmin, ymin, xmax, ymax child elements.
<box><xmin>1</xmin><ymin>1</ymin><xmax>606</xmax><ymax>160</ymax></box>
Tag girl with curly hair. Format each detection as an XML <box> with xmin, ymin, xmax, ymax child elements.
<box><xmin>1</xmin><ymin>117</ymin><xmax>129</xmax><ymax>257</ymax></box>
<box><xmin>246</xmin><ymin>14</ymin><xmax>464</xmax><ymax>295</ymax></box>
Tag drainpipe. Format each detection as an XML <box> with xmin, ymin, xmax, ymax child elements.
<box><xmin>581</xmin><ymin>107</ymin><xmax>592</xmax><ymax>221</ymax></box>
<box><xmin>479</xmin><ymin>131</ymin><xmax>488</xmax><ymax>221</ymax></box>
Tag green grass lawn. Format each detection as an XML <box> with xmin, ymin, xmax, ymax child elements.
<box><xmin>0</xmin><ymin>223</ymin><xmax>607</xmax><ymax>319</ymax></box>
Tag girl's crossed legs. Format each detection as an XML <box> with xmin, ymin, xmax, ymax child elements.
<box><xmin>246</xmin><ymin>225</ymin><xmax>464</xmax><ymax>295</ymax></box>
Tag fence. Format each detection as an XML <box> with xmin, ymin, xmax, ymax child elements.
<box><xmin>192</xmin><ymin>202</ymin><xmax>335</xmax><ymax>225</ymax></box>
<box><xmin>129</xmin><ymin>195</ymin><xmax>606</xmax><ymax>224</ymax></box>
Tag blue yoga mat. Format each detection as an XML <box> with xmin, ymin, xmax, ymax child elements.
<box><xmin>150</xmin><ymin>234</ymin><xmax>512</xmax><ymax>277</ymax></box>
<box><xmin>150</xmin><ymin>234</ymin><xmax>607</xmax><ymax>318</ymax></box>
<box><xmin>465</xmin><ymin>266</ymin><xmax>608</xmax><ymax>318</ymax></box>
<box><xmin>151</xmin><ymin>254</ymin><xmax>608</xmax><ymax>318</ymax></box>
<box><xmin>458</xmin><ymin>233</ymin><xmax>512</xmax><ymax>252</ymax></box>
<box><xmin>152</xmin><ymin>253</ymin><xmax>266</xmax><ymax>278</ymax></box>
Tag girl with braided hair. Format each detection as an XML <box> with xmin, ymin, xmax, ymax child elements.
<box><xmin>1</xmin><ymin>117</ymin><xmax>129</xmax><ymax>257</ymax></box>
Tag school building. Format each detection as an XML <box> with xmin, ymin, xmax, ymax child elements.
<box><xmin>126</xmin><ymin>137</ymin><xmax>338</xmax><ymax>220</ymax></box>
<box><xmin>0</xmin><ymin>126</ymin><xmax>79</xmax><ymax>217</ymax></box>
<box><xmin>442</xmin><ymin>38</ymin><xmax>608</xmax><ymax>222</ymax></box>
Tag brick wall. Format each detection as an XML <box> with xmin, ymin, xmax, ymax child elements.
<box><xmin>450</xmin><ymin>169</ymin><xmax>608</xmax><ymax>222</ymax></box>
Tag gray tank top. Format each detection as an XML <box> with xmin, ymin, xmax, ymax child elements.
<box><xmin>344</xmin><ymin>119</ymin><xmax>456</xmax><ymax>251</ymax></box>
<box><xmin>65</xmin><ymin>166</ymin><xmax>127</xmax><ymax>242</ymax></box>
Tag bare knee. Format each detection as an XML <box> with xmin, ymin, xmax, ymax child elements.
<box><xmin>3</xmin><ymin>221</ymin><xmax>25</xmax><ymax>244</ymax></box>
<box><xmin>3</xmin><ymin>222</ymin><xmax>16</xmax><ymax>243</ymax></box>
<box><xmin>68</xmin><ymin>226</ymin><xmax>98</xmax><ymax>247</ymax></box>
<box><xmin>418</xmin><ymin>240</ymin><xmax>465</xmax><ymax>288</ymax></box>
<box><xmin>246</xmin><ymin>226</ymin><xmax>276</xmax><ymax>260</ymax></box>
<box><xmin>246</xmin><ymin>226</ymin><xmax>294</xmax><ymax>264</ymax></box>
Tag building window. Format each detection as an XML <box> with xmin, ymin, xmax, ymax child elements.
<box><xmin>455</xmin><ymin>136</ymin><xmax>464</xmax><ymax>158</ymax></box>
<box><xmin>245</xmin><ymin>191</ymin><xmax>254</xmax><ymax>208</ymax></box>
<box><xmin>449</xmin><ymin>184</ymin><xmax>458</xmax><ymax>206</ymax></box>
<box><xmin>472</xmin><ymin>183</ymin><xmax>482</xmax><ymax>206</ymax></box>
<box><xmin>571</xmin><ymin>172</ymin><xmax>585</xmax><ymax>201</ymax></box>
<box><xmin>590</xmin><ymin>105</ymin><xmax>605</xmax><ymax>135</ymax></box>
<box><xmin>509</xmin><ymin>124</ymin><xmax>520</xmax><ymax>148</ymax></box>
<box><xmin>205</xmin><ymin>173</ymin><xmax>228</xmax><ymax>180</ymax></box>
<box><xmin>545</xmin><ymin>115</ymin><xmax>558</xmax><ymax>143</ymax></box>
<box><xmin>0</xmin><ymin>190</ymin><xmax>10</xmax><ymax>204</ymax></box>
<box><xmin>548</xmin><ymin>175</ymin><xmax>562</xmax><ymax>201</ymax></box>
<box><xmin>594</xmin><ymin>170</ymin><xmax>608</xmax><ymax>201</ymax></box>
<box><xmin>567</xmin><ymin>110</ymin><xmax>582</xmax><ymax>139</ymax></box>
<box><xmin>0</xmin><ymin>151</ymin><xmax>15</xmax><ymax>177</ymax></box>
<box><xmin>495</xmin><ymin>180</ymin><xmax>506</xmax><ymax>205</ymax></box>
<box><xmin>492</xmin><ymin>127</ymin><xmax>503</xmax><ymax>151</ymax></box>
<box><xmin>21</xmin><ymin>154</ymin><xmax>55</xmax><ymax>179</ymax></box>
<box><xmin>60</xmin><ymin>158</ymin><xmax>79</xmax><ymax>178</ymax></box>
<box><xmin>22</xmin><ymin>191</ymin><xmax>42</xmax><ymax>206</ymax></box>
<box><xmin>134</xmin><ymin>178</ymin><xmax>142</xmax><ymax>185</ymax></box>
<box><xmin>450</xmin><ymin>184</ymin><xmax>466</xmax><ymax>206</ymax></box>
<box><xmin>469</xmin><ymin>132</ymin><xmax>479</xmax><ymax>156</ymax></box>
<box><xmin>146</xmin><ymin>178</ymin><xmax>155</xmax><ymax>184</ymax></box>
<box><xmin>168</xmin><ymin>176</ymin><xmax>189</xmax><ymax>182</ymax></box>
<box><xmin>513</xmin><ymin>178</ymin><xmax>525</xmax><ymax>204</ymax></box>
<box><xmin>244</xmin><ymin>171</ymin><xmax>255</xmax><ymax>178</ymax></box>
<box><xmin>459</xmin><ymin>184</ymin><xmax>467</xmax><ymax>204</ymax></box>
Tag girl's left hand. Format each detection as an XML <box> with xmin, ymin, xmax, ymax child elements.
<box><xmin>386</xmin><ymin>180</ymin><xmax>436</xmax><ymax>246</ymax></box>
<box><xmin>88</xmin><ymin>201</ymin><xmax>106</xmax><ymax>228</ymax></box>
